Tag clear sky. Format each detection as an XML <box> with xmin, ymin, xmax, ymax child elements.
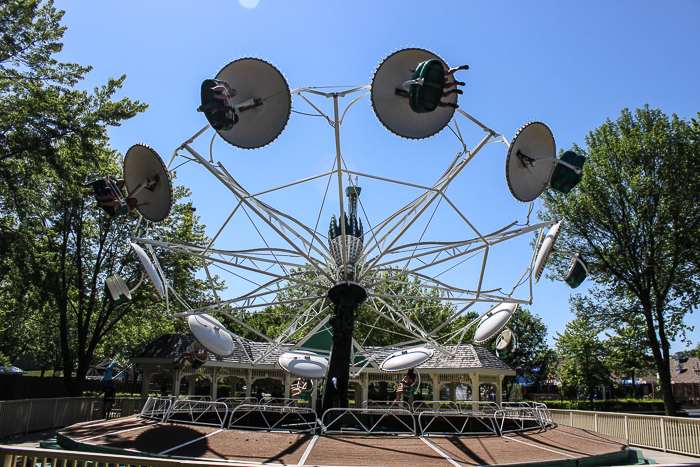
<box><xmin>54</xmin><ymin>0</ymin><xmax>699</xmax><ymax>352</ymax></box>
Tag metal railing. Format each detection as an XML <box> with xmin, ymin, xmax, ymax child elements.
<box><xmin>418</xmin><ymin>409</ymin><xmax>497</xmax><ymax>436</ymax></box>
<box><xmin>140</xmin><ymin>396</ymin><xmax>175</xmax><ymax>421</ymax></box>
<box><xmin>215</xmin><ymin>397</ymin><xmax>258</xmax><ymax>409</ymax></box>
<box><xmin>321</xmin><ymin>407</ymin><xmax>416</xmax><ymax>435</ymax></box>
<box><xmin>455</xmin><ymin>401</ymin><xmax>501</xmax><ymax>414</ymax></box>
<box><xmin>495</xmin><ymin>405</ymin><xmax>547</xmax><ymax>434</ymax></box>
<box><xmin>363</xmin><ymin>400</ymin><xmax>411</xmax><ymax>411</ymax></box>
<box><xmin>550</xmin><ymin>409</ymin><xmax>700</xmax><ymax>457</ymax></box>
<box><xmin>227</xmin><ymin>404</ymin><xmax>318</xmax><ymax>433</ymax></box>
<box><xmin>165</xmin><ymin>399</ymin><xmax>229</xmax><ymax>428</ymax></box>
<box><xmin>0</xmin><ymin>396</ymin><xmax>143</xmax><ymax>439</ymax></box>
<box><xmin>412</xmin><ymin>400</ymin><xmax>460</xmax><ymax>413</ymax></box>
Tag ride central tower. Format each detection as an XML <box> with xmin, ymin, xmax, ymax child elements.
<box><xmin>322</xmin><ymin>182</ymin><xmax>367</xmax><ymax>413</ymax></box>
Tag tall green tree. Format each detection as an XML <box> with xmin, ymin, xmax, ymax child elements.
<box><xmin>555</xmin><ymin>307</ymin><xmax>611</xmax><ymax>410</ymax></box>
<box><xmin>0</xmin><ymin>0</ymin><xmax>220</xmax><ymax>394</ymax></box>
<box><xmin>605</xmin><ymin>314</ymin><xmax>654</xmax><ymax>397</ymax></box>
<box><xmin>495</xmin><ymin>308</ymin><xmax>553</xmax><ymax>400</ymax></box>
<box><xmin>545</xmin><ymin>106</ymin><xmax>700</xmax><ymax>415</ymax></box>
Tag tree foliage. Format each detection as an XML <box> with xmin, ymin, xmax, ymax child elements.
<box><xmin>555</xmin><ymin>306</ymin><xmax>611</xmax><ymax>409</ymax></box>
<box><xmin>223</xmin><ymin>268</ymin><xmax>472</xmax><ymax>348</ymax></box>
<box><xmin>495</xmin><ymin>308</ymin><xmax>554</xmax><ymax>400</ymax></box>
<box><xmin>604</xmin><ymin>314</ymin><xmax>654</xmax><ymax>396</ymax></box>
<box><xmin>0</xmin><ymin>0</ymin><xmax>218</xmax><ymax>394</ymax></box>
<box><xmin>544</xmin><ymin>106</ymin><xmax>700</xmax><ymax>415</ymax></box>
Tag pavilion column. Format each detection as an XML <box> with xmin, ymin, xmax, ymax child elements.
<box><xmin>172</xmin><ymin>370</ymin><xmax>182</xmax><ymax>397</ymax></box>
<box><xmin>431</xmin><ymin>374</ymin><xmax>440</xmax><ymax>410</ymax></box>
<box><xmin>361</xmin><ymin>373</ymin><xmax>369</xmax><ymax>407</ymax></box>
<box><xmin>284</xmin><ymin>373</ymin><xmax>291</xmax><ymax>399</ymax></box>
<box><xmin>228</xmin><ymin>376</ymin><xmax>239</xmax><ymax>398</ymax></box>
<box><xmin>245</xmin><ymin>369</ymin><xmax>252</xmax><ymax>398</ymax></box>
<box><xmin>495</xmin><ymin>375</ymin><xmax>503</xmax><ymax>406</ymax></box>
<box><xmin>311</xmin><ymin>378</ymin><xmax>319</xmax><ymax>412</ymax></box>
<box><xmin>449</xmin><ymin>382</ymin><xmax>457</xmax><ymax>403</ymax></box>
<box><xmin>210</xmin><ymin>368</ymin><xmax>220</xmax><ymax>400</ymax></box>
<box><xmin>471</xmin><ymin>374</ymin><xmax>481</xmax><ymax>411</ymax></box>
<box><xmin>187</xmin><ymin>374</ymin><xmax>197</xmax><ymax>396</ymax></box>
<box><xmin>140</xmin><ymin>365</ymin><xmax>154</xmax><ymax>403</ymax></box>
<box><xmin>353</xmin><ymin>381</ymin><xmax>362</xmax><ymax>408</ymax></box>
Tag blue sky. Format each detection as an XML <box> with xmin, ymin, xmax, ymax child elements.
<box><xmin>55</xmin><ymin>0</ymin><xmax>699</xmax><ymax>352</ymax></box>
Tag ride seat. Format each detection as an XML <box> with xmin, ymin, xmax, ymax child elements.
<box><xmin>199</xmin><ymin>79</ymin><xmax>237</xmax><ymax>131</ymax></box>
<box><xmin>409</xmin><ymin>59</ymin><xmax>445</xmax><ymax>114</ymax></box>
<box><xmin>403</xmin><ymin>383</ymin><xmax>418</xmax><ymax>398</ymax></box>
<box><xmin>565</xmin><ymin>254</ymin><xmax>588</xmax><ymax>289</ymax></box>
<box><xmin>550</xmin><ymin>151</ymin><xmax>586</xmax><ymax>194</ymax></box>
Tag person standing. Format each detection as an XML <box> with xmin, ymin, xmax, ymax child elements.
<box><xmin>102</xmin><ymin>380</ymin><xmax>117</xmax><ymax>419</ymax></box>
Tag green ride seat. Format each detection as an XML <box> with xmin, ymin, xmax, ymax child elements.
<box><xmin>496</xmin><ymin>328</ymin><xmax>515</xmax><ymax>359</ymax></box>
<box><xmin>565</xmin><ymin>254</ymin><xmax>588</xmax><ymax>289</ymax></box>
<box><xmin>403</xmin><ymin>384</ymin><xmax>417</xmax><ymax>398</ymax></box>
<box><xmin>300</xmin><ymin>390</ymin><xmax>312</xmax><ymax>402</ymax></box>
<box><xmin>409</xmin><ymin>59</ymin><xmax>445</xmax><ymax>114</ymax></box>
<box><xmin>550</xmin><ymin>151</ymin><xmax>586</xmax><ymax>194</ymax></box>
<box><xmin>199</xmin><ymin>79</ymin><xmax>237</xmax><ymax>131</ymax></box>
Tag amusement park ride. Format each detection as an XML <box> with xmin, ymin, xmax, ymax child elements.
<box><xmin>97</xmin><ymin>48</ymin><xmax>589</xmax><ymax>414</ymax></box>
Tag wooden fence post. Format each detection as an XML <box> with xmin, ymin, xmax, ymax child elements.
<box><xmin>660</xmin><ymin>417</ymin><xmax>666</xmax><ymax>452</ymax></box>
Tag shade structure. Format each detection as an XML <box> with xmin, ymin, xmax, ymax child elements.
<box><xmin>129</xmin><ymin>241</ymin><xmax>164</xmax><ymax>299</ymax></box>
<box><xmin>278</xmin><ymin>351</ymin><xmax>328</xmax><ymax>379</ymax></box>
<box><xmin>371</xmin><ymin>48</ymin><xmax>456</xmax><ymax>139</ymax></box>
<box><xmin>474</xmin><ymin>302</ymin><xmax>519</xmax><ymax>344</ymax></box>
<box><xmin>187</xmin><ymin>314</ymin><xmax>235</xmax><ymax>357</ymax></box>
<box><xmin>533</xmin><ymin>221</ymin><xmax>562</xmax><ymax>283</ymax></box>
<box><xmin>505</xmin><ymin>122</ymin><xmax>556</xmax><ymax>202</ymax></box>
<box><xmin>123</xmin><ymin>144</ymin><xmax>173</xmax><ymax>222</ymax></box>
<box><xmin>379</xmin><ymin>346</ymin><xmax>434</xmax><ymax>372</ymax></box>
<box><xmin>213</xmin><ymin>58</ymin><xmax>291</xmax><ymax>149</ymax></box>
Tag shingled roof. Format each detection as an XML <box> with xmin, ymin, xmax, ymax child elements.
<box><xmin>369</xmin><ymin>345</ymin><xmax>514</xmax><ymax>372</ymax></box>
<box><xmin>131</xmin><ymin>334</ymin><xmax>514</xmax><ymax>374</ymax></box>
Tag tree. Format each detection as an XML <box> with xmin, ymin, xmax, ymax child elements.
<box><xmin>545</xmin><ymin>106</ymin><xmax>700</xmax><ymax>415</ymax></box>
<box><xmin>685</xmin><ymin>342</ymin><xmax>700</xmax><ymax>359</ymax></box>
<box><xmin>605</xmin><ymin>314</ymin><xmax>654</xmax><ymax>397</ymax></box>
<box><xmin>555</xmin><ymin>308</ymin><xmax>611</xmax><ymax>410</ymax></box>
<box><xmin>494</xmin><ymin>308</ymin><xmax>553</xmax><ymax>401</ymax></box>
<box><xmin>223</xmin><ymin>268</ymin><xmax>471</xmax><ymax>347</ymax></box>
<box><xmin>0</xmin><ymin>0</ymin><xmax>218</xmax><ymax>394</ymax></box>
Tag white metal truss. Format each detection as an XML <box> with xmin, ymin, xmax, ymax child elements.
<box><xmin>133</xmin><ymin>85</ymin><xmax>558</xmax><ymax>365</ymax></box>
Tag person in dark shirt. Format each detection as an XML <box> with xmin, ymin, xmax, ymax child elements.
<box><xmin>102</xmin><ymin>380</ymin><xmax>117</xmax><ymax>419</ymax></box>
<box><xmin>270</xmin><ymin>386</ymin><xmax>284</xmax><ymax>403</ymax></box>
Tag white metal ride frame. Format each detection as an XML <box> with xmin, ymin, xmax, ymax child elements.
<box><xmin>133</xmin><ymin>85</ymin><xmax>557</xmax><ymax>365</ymax></box>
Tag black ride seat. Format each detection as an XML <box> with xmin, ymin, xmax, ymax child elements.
<box><xmin>199</xmin><ymin>79</ymin><xmax>238</xmax><ymax>131</ymax></box>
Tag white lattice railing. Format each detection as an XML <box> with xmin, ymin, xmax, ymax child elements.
<box><xmin>550</xmin><ymin>409</ymin><xmax>700</xmax><ymax>458</ymax></box>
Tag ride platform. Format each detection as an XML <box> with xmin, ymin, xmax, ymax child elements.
<box><xmin>57</xmin><ymin>415</ymin><xmax>638</xmax><ymax>467</ymax></box>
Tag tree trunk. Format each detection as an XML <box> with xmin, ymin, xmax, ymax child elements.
<box><xmin>642</xmin><ymin>306</ymin><xmax>676</xmax><ymax>415</ymax></box>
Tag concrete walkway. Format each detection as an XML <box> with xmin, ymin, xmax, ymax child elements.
<box><xmin>637</xmin><ymin>448</ymin><xmax>700</xmax><ymax>465</ymax></box>
<box><xmin>0</xmin><ymin>429</ymin><xmax>57</xmax><ymax>448</ymax></box>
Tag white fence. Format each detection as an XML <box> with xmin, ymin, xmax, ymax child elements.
<box><xmin>0</xmin><ymin>397</ymin><xmax>143</xmax><ymax>439</ymax></box>
<box><xmin>550</xmin><ymin>409</ymin><xmax>700</xmax><ymax>458</ymax></box>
